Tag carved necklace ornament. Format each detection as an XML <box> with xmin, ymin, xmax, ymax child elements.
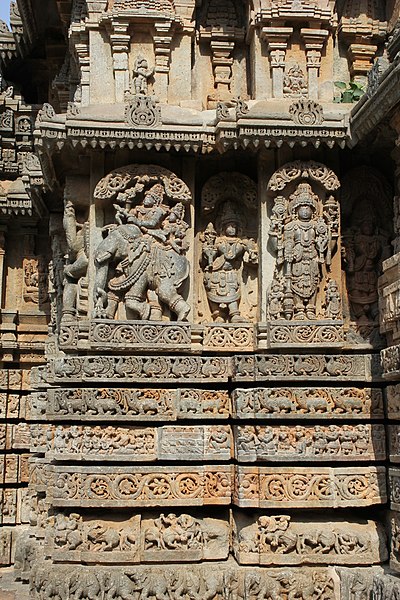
<box><xmin>93</xmin><ymin>165</ymin><xmax>191</xmax><ymax>322</ymax></box>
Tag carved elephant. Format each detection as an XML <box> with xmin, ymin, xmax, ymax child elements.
<box><xmin>94</xmin><ymin>224</ymin><xmax>190</xmax><ymax>321</ymax></box>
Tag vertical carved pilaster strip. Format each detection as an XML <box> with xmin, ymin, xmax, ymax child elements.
<box><xmin>261</xmin><ymin>27</ymin><xmax>293</xmax><ymax>99</ymax></box>
<box><xmin>300</xmin><ymin>29</ymin><xmax>329</xmax><ymax>100</ymax></box>
<box><xmin>110</xmin><ymin>22</ymin><xmax>130</xmax><ymax>103</ymax></box>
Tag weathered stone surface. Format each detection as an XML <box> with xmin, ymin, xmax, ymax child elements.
<box><xmin>44</xmin><ymin>424</ymin><xmax>232</xmax><ymax>462</ymax></box>
<box><xmin>234</xmin><ymin>467</ymin><xmax>387</xmax><ymax>508</ymax></box>
<box><xmin>235</xmin><ymin>424</ymin><xmax>386</xmax><ymax>462</ymax></box>
<box><xmin>389</xmin><ymin>469</ymin><xmax>400</xmax><ymax>511</ymax></box>
<box><xmin>382</xmin><ymin>345</ymin><xmax>400</xmax><ymax>379</ymax></box>
<box><xmin>387</xmin><ymin>384</ymin><xmax>400</xmax><ymax>420</ymax></box>
<box><xmin>234</xmin><ymin>354</ymin><xmax>379</xmax><ymax>382</ymax></box>
<box><xmin>48</xmin><ymin>465</ymin><xmax>233</xmax><ymax>507</ymax></box>
<box><xmin>235</xmin><ymin>516</ymin><xmax>387</xmax><ymax>565</ymax></box>
<box><xmin>30</xmin><ymin>562</ymin><xmax>339</xmax><ymax>600</ymax></box>
<box><xmin>233</xmin><ymin>387</ymin><xmax>383</xmax><ymax>419</ymax></box>
<box><xmin>48</xmin><ymin>512</ymin><xmax>229</xmax><ymax>563</ymax></box>
<box><xmin>48</xmin><ymin>355</ymin><xmax>232</xmax><ymax>383</ymax></box>
<box><xmin>47</xmin><ymin>388</ymin><xmax>231</xmax><ymax>421</ymax></box>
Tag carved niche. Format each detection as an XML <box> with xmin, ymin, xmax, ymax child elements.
<box><xmin>197</xmin><ymin>172</ymin><xmax>258</xmax><ymax>323</ymax></box>
<box><xmin>341</xmin><ymin>166</ymin><xmax>392</xmax><ymax>342</ymax></box>
<box><xmin>267</xmin><ymin>161</ymin><xmax>341</xmax><ymax>324</ymax></box>
<box><xmin>93</xmin><ymin>165</ymin><xmax>192</xmax><ymax>322</ymax></box>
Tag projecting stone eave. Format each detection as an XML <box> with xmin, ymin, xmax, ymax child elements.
<box><xmin>33</xmin><ymin>98</ymin><xmax>350</xmax><ymax>162</ymax></box>
<box><xmin>349</xmin><ymin>60</ymin><xmax>400</xmax><ymax>148</ymax></box>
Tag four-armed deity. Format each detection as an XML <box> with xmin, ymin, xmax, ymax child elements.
<box><xmin>269</xmin><ymin>182</ymin><xmax>336</xmax><ymax>321</ymax></box>
<box><xmin>94</xmin><ymin>182</ymin><xmax>190</xmax><ymax>321</ymax></box>
<box><xmin>59</xmin><ymin>167</ymin><xmax>389</xmax><ymax>329</ymax></box>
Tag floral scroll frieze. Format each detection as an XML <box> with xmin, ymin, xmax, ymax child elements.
<box><xmin>234</xmin><ymin>467</ymin><xmax>387</xmax><ymax>508</ymax></box>
<box><xmin>49</xmin><ymin>465</ymin><xmax>233</xmax><ymax>507</ymax></box>
<box><xmin>234</xmin><ymin>354</ymin><xmax>378</xmax><ymax>382</ymax></box>
<box><xmin>89</xmin><ymin>320</ymin><xmax>191</xmax><ymax>350</ymax></box>
<box><xmin>49</xmin><ymin>355</ymin><xmax>232</xmax><ymax>383</ymax></box>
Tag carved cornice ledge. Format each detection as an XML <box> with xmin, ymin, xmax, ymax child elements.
<box><xmin>350</xmin><ymin>60</ymin><xmax>400</xmax><ymax>146</ymax></box>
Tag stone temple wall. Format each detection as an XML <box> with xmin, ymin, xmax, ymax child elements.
<box><xmin>0</xmin><ymin>0</ymin><xmax>400</xmax><ymax>599</ymax></box>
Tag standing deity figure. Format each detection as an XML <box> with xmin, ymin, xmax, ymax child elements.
<box><xmin>62</xmin><ymin>200</ymin><xmax>89</xmax><ymax>321</ymax></box>
<box><xmin>343</xmin><ymin>213</ymin><xmax>390</xmax><ymax>323</ymax></box>
<box><xmin>132</xmin><ymin>55</ymin><xmax>154</xmax><ymax>96</ymax></box>
<box><xmin>201</xmin><ymin>201</ymin><xmax>258</xmax><ymax>322</ymax></box>
<box><xmin>269</xmin><ymin>183</ymin><xmax>332</xmax><ymax>320</ymax></box>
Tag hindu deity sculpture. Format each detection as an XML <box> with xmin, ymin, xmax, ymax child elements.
<box><xmin>269</xmin><ymin>182</ymin><xmax>334</xmax><ymax>320</ymax></box>
<box><xmin>201</xmin><ymin>200</ymin><xmax>258</xmax><ymax>322</ymax></box>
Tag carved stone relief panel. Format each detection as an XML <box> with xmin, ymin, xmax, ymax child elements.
<box><xmin>235</xmin><ymin>424</ymin><xmax>386</xmax><ymax>462</ymax></box>
<box><xmin>48</xmin><ymin>465</ymin><xmax>233</xmax><ymax>507</ymax></box>
<box><xmin>92</xmin><ymin>164</ymin><xmax>192</xmax><ymax>323</ymax></box>
<box><xmin>30</xmin><ymin>563</ymin><xmax>339</xmax><ymax>600</ymax></box>
<box><xmin>49</xmin><ymin>355</ymin><xmax>232</xmax><ymax>383</ymax></box>
<box><xmin>233</xmin><ymin>353</ymin><xmax>378</xmax><ymax>382</ymax></box>
<box><xmin>234</xmin><ymin>466</ymin><xmax>387</xmax><ymax>509</ymax></box>
<box><xmin>233</xmin><ymin>387</ymin><xmax>383</xmax><ymax>419</ymax></box>
<box><xmin>341</xmin><ymin>166</ymin><xmax>393</xmax><ymax>346</ymax></box>
<box><xmin>266</xmin><ymin>161</ymin><xmax>341</xmax><ymax>332</ymax></box>
<box><xmin>47</xmin><ymin>511</ymin><xmax>229</xmax><ymax>564</ymax></box>
<box><xmin>46</xmin><ymin>388</ymin><xmax>231</xmax><ymax>421</ymax></box>
<box><xmin>44</xmin><ymin>424</ymin><xmax>232</xmax><ymax>462</ymax></box>
<box><xmin>198</xmin><ymin>172</ymin><xmax>258</xmax><ymax>324</ymax></box>
<box><xmin>235</xmin><ymin>515</ymin><xmax>387</xmax><ymax>565</ymax></box>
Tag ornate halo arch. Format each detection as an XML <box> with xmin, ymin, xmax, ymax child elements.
<box><xmin>93</xmin><ymin>164</ymin><xmax>192</xmax><ymax>207</ymax></box>
<box><xmin>201</xmin><ymin>172</ymin><xmax>257</xmax><ymax>215</ymax></box>
<box><xmin>267</xmin><ymin>161</ymin><xmax>340</xmax><ymax>195</ymax></box>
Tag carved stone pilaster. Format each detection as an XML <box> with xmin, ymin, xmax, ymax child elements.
<box><xmin>110</xmin><ymin>22</ymin><xmax>130</xmax><ymax>103</ymax></box>
<box><xmin>261</xmin><ymin>27</ymin><xmax>293</xmax><ymax>99</ymax></box>
<box><xmin>300</xmin><ymin>29</ymin><xmax>329</xmax><ymax>99</ymax></box>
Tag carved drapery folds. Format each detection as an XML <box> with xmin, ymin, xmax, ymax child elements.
<box><xmin>341</xmin><ymin>166</ymin><xmax>392</xmax><ymax>344</ymax></box>
<box><xmin>93</xmin><ymin>164</ymin><xmax>192</xmax><ymax>322</ymax></box>
<box><xmin>267</xmin><ymin>161</ymin><xmax>340</xmax><ymax>324</ymax></box>
<box><xmin>198</xmin><ymin>172</ymin><xmax>258</xmax><ymax>323</ymax></box>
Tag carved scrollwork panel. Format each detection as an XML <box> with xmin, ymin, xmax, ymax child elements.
<box><xmin>233</xmin><ymin>354</ymin><xmax>378</xmax><ymax>382</ymax></box>
<box><xmin>234</xmin><ymin>467</ymin><xmax>387</xmax><ymax>508</ymax></box>
<box><xmin>49</xmin><ymin>466</ymin><xmax>233</xmax><ymax>507</ymax></box>
<box><xmin>49</xmin><ymin>356</ymin><xmax>232</xmax><ymax>383</ymax></box>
